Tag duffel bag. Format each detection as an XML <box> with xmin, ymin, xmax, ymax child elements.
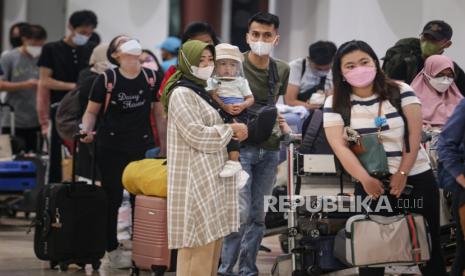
<box><xmin>333</xmin><ymin>213</ymin><xmax>431</xmax><ymax>267</ymax></box>
<box><xmin>122</xmin><ymin>159</ymin><xmax>167</xmax><ymax>197</ymax></box>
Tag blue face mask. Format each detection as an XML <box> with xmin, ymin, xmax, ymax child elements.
<box><xmin>72</xmin><ymin>33</ymin><xmax>90</xmax><ymax>46</ymax></box>
<box><xmin>310</xmin><ymin>63</ymin><xmax>330</xmax><ymax>78</ymax></box>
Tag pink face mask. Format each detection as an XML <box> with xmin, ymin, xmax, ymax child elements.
<box><xmin>343</xmin><ymin>66</ymin><xmax>377</xmax><ymax>88</ymax></box>
<box><xmin>142</xmin><ymin>61</ymin><xmax>159</xmax><ymax>71</ymax></box>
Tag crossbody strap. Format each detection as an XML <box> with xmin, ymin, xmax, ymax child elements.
<box><xmin>267</xmin><ymin>58</ymin><xmax>279</xmax><ymax>105</ymax></box>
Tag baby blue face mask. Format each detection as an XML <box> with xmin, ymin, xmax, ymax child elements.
<box><xmin>72</xmin><ymin>33</ymin><xmax>90</xmax><ymax>46</ymax></box>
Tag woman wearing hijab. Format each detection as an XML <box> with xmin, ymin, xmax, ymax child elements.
<box><xmin>162</xmin><ymin>40</ymin><xmax>248</xmax><ymax>276</ymax></box>
<box><xmin>411</xmin><ymin>55</ymin><xmax>463</xmax><ymax>174</ymax></box>
<box><xmin>411</xmin><ymin>54</ymin><xmax>463</xmax><ymax>127</ymax></box>
<box><xmin>417</xmin><ymin>55</ymin><xmax>465</xmax><ymax>276</ymax></box>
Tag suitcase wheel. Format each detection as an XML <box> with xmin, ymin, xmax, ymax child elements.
<box><xmin>307</xmin><ymin>265</ymin><xmax>322</xmax><ymax>276</ymax></box>
<box><xmin>49</xmin><ymin>261</ymin><xmax>58</xmax><ymax>269</ymax></box>
<box><xmin>92</xmin><ymin>260</ymin><xmax>101</xmax><ymax>271</ymax></box>
<box><xmin>151</xmin><ymin>265</ymin><xmax>167</xmax><ymax>276</ymax></box>
<box><xmin>59</xmin><ymin>262</ymin><xmax>68</xmax><ymax>271</ymax></box>
<box><xmin>130</xmin><ymin>266</ymin><xmax>140</xmax><ymax>276</ymax></box>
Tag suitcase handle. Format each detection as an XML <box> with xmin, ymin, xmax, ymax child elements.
<box><xmin>72</xmin><ymin>133</ymin><xmax>97</xmax><ymax>186</ymax></box>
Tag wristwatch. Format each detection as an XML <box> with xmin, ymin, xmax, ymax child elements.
<box><xmin>397</xmin><ymin>170</ymin><xmax>407</xmax><ymax>177</ymax></box>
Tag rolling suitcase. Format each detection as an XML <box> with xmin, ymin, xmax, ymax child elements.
<box><xmin>130</xmin><ymin>195</ymin><xmax>176</xmax><ymax>276</ymax></box>
<box><xmin>0</xmin><ymin>160</ymin><xmax>36</xmax><ymax>192</ymax></box>
<box><xmin>33</xmin><ymin>134</ymin><xmax>107</xmax><ymax>271</ymax></box>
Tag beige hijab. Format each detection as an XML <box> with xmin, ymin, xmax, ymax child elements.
<box><xmin>89</xmin><ymin>43</ymin><xmax>114</xmax><ymax>74</ymax></box>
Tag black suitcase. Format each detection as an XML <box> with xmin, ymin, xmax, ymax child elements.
<box><xmin>292</xmin><ymin>235</ymin><xmax>347</xmax><ymax>276</ymax></box>
<box><xmin>33</xmin><ymin>135</ymin><xmax>107</xmax><ymax>271</ymax></box>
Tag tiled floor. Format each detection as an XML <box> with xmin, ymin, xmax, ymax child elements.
<box><xmin>0</xmin><ymin>215</ymin><xmax>283</xmax><ymax>276</ymax></box>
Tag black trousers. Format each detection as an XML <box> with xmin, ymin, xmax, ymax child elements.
<box><xmin>1</xmin><ymin>126</ymin><xmax>41</xmax><ymax>153</ymax></box>
<box><xmin>97</xmin><ymin>145</ymin><xmax>147</xmax><ymax>252</ymax></box>
<box><xmin>355</xmin><ymin>170</ymin><xmax>447</xmax><ymax>276</ymax></box>
<box><xmin>451</xmin><ymin>186</ymin><xmax>465</xmax><ymax>276</ymax></box>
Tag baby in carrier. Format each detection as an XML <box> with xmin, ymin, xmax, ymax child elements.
<box><xmin>207</xmin><ymin>43</ymin><xmax>254</xmax><ymax>179</ymax></box>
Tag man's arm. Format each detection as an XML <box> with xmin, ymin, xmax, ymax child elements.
<box><xmin>2</xmin><ymin>79</ymin><xmax>38</xmax><ymax>92</ymax></box>
<box><xmin>39</xmin><ymin>67</ymin><xmax>76</xmax><ymax>91</ymax></box>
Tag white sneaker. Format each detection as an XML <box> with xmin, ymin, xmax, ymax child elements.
<box><xmin>108</xmin><ymin>247</ymin><xmax>132</xmax><ymax>269</ymax></box>
<box><xmin>219</xmin><ymin>160</ymin><xmax>242</xmax><ymax>178</ymax></box>
<box><xmin>236</xmin><ymin>170</ymin><xmax>249</xmax><ymax>190</ymax></box>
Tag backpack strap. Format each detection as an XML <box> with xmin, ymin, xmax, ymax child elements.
<box><xmin>301</xmin><ymin>109</ymin><xmax>324</xmax><ymax>151</ymax></box>
<box><xmin>300</xmin><ymin>58</ymin><xmax>306</xmax><ymax>80</ymax></box>
<box><xmin>102</xmin><ymin>68</ymin><xmax>116</xmax><ymax>114</ymax></box>
<box><xmin>267</xmin><ymin>58</ymin><xmax>280</xmax><ymax>105</ymax></box>
<box><xmin>141</xmin><ymin>67</ymin><xmax>156</xmax><ymax>89</ymax></box>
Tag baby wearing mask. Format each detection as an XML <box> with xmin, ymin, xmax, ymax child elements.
<box><xmin>207</xmin><ymin>43</ymin><xmax>254</xmax><ymax>180</ymax></box>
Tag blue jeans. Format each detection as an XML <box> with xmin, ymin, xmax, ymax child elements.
<box><xmin>219</xmin><ymin>146</ymin><xmax>280</xmax><ymax>276</ymax></box>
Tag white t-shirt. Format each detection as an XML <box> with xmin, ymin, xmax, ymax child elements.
<box><xmin>206</xmin><ymin>77</ymin><xmax>253</xmax><ymax>98</ymax></box>
<box><xmin>288</xmin><ymin>57</ymin><xmax>333</xmax><ymax>94</ymax></box>
<box><xmin>323</xmin><ymin>82</ymin><xmax>430</xmax><ymax>176</ymax></box>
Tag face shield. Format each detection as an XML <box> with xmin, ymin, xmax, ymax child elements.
<box><xmin>212</xmin><ymin>58</ymin><xmax>244</xmax><ymax>81</ymax></box>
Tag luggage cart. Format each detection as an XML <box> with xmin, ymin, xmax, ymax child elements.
<box><xmin>285</xmin><ymin>139</ymin><xmax>351</xmax><ymax>276</ymax></box>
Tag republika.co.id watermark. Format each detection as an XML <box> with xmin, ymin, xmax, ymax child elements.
<box><xmin>264</xmin><ymin>195</ymin><xmax>423</xmax><ymax>213</ymax></box>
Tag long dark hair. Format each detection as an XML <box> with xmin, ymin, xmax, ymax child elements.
<box><xmin>332</xmin><ymin>40</ymin><xmax>400</xmax><ymax>114</ymax></box>
<box><xmin>107</xmin><ymin>35</ymin><xmax>125</xmax><ymax>66</ymax></box>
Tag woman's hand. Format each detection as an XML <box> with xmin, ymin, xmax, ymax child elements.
<box><xmin>230</xmin><ymin>123</ymin><xmax>248</xmax><ymax>142</ymax></box>
<box><xmin>80</xmin><ymin>129</ymin><xmax>95</xmax><ymax>144</ymax></box>
<box><xmin>390</xmin><ymin>172</ymin><xmax>408</xmax><ymax>198</ymax></box>
<box><xmin>360</xmin><ymin>175</ymin><xmax>385</xmax><ymax>199</ymax></box>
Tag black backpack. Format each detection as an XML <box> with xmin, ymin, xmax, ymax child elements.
<box><xmin>246</xmin><ymin>59</ymin><xmax>279</xmax><ymax>144</ymax></box>
<box><xmin>300</xmin><ymin>109</ymin><xmax>333</xmax><ymax>154</ymax></box>
<box><xmin>382</xmin><ymin>38</ymin><xmax>422</xmax><ymax>84</ymax></box>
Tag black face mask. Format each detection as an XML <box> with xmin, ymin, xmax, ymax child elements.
<box><xmin>10</xmin><ymin>36</ymin><xmax>22</xmax><ymax>48</ymax></box>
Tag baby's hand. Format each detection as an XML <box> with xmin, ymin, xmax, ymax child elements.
<box><xmin>232</xmin><ymin>103</ymin><xmax>247</xmax><ymax>115</ymax></box>
<box><xmin>223</xmin><ymin>104</ymin><xmax>235</xmax><ymax>115</ymax></box>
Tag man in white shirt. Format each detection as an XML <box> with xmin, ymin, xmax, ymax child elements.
<box><xmin>285</xmin><ymin>40</ymin><xmax>336</xmax><ymax>109</ymax></box>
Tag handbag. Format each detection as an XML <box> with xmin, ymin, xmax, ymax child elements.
<box><xmin>334</xmin><ymin>213</ymin><xmax>432</xmax><ymax>267</ymax></box>
<box><xmin>347</xmin><ymin>100</ymin><xmax>390</xmax><ymax>178</ymax></box>
<box><xmin>246</xmin><ymin>59</ymin><xmax>279</xmax><ymax>144</ymax></box>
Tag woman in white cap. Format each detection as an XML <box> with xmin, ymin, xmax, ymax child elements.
<box><xmin>207</xmin><ymin>43</ymin><xmax>255</xmax><ymax>178</ymax></box>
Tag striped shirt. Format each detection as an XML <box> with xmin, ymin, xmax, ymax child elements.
<box><xmin>323</xmin><ymin>82</ymin><xmax>430</xmax><ymax>176</ymax></box>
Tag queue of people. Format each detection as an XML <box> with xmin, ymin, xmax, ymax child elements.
<box><xmin>1</xmin><ymin>8</ymin><xmax>465</xmax><ymax>276</ymax></box>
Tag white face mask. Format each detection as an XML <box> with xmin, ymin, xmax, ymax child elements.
<box><xmin>248</xmin><ymin>35</ymin><xmax>276</xmax><ymax>56</ymax></box>
<box><xmin>180</xmin><ymin>49</ymin><xmax>214</xmax><ymax>80</ymax></box>
<box><xmin>192</xmin><ymin>65</ymin><xmax>214</xmax><ymax>80</ymax></box>
<box><xmin>249</xmin><ymin>40</ymin><xmax>275</xmax><ymax>56</ymax></box>
<box><xmin>428</xmin><ymin>75</ymin><xmax>454</xmax><ymax>93</ymax></box>
<box><xmin>120</xmin><ymin>39</ymin><xmax>142</xmax><ymax>56</ymax></box>
<box><xmin>25</xmin><ymin>46</ymin><xmax>42</xmax><ymax>58</ymax></box>
<box><xmin>72</xmin><ymin>33</ymin><xmax>90</xmax><ymax>46</ymax></box>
